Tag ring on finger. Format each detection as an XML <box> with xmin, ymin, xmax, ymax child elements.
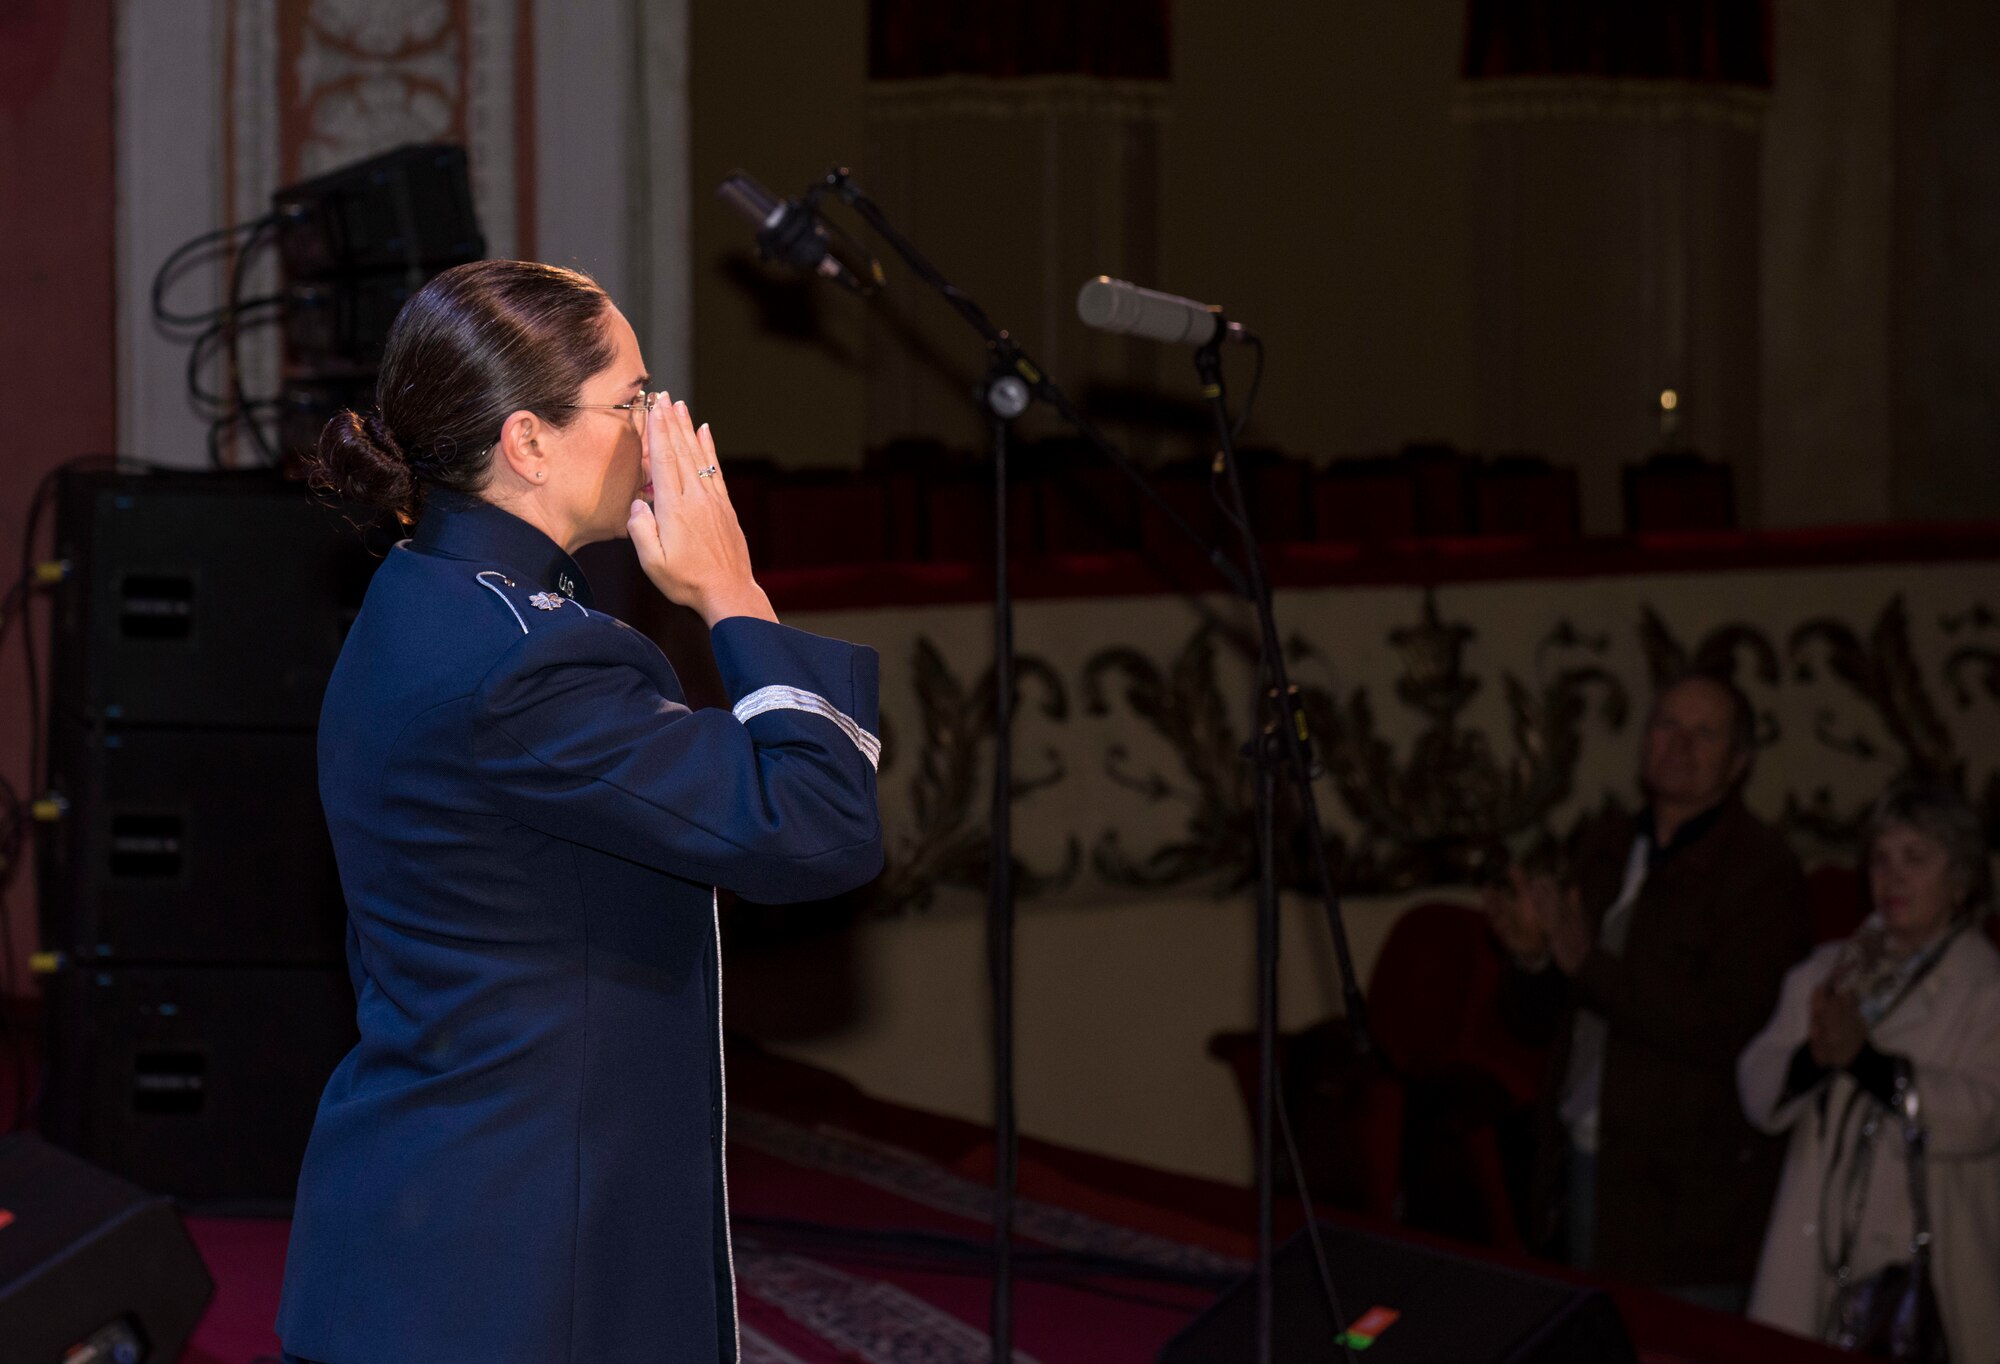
<box><xmin>696</xmin><ymin>465</ymin><xmax>718</xmax><ymax>478</ymax></box>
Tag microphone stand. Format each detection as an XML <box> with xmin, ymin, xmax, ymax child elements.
<box><xmin>804</xmin><ymin>165</ymin><xmax>1367</xmax><ymax>1361</ymax></box>
<box><xmin>1194</xmin><ymin>335</ymin><xmax>1368</xmax><ymax>1364</ymax></box>
<box><xmin>981</xmin><ymin>357</ymin><xmax>1022</xmax><ymax>1361</ymax></box>
<box><xmin>809</xmin><ymin>166</ymin><xmax>1242</xmax><ymax>1362</ymax></box>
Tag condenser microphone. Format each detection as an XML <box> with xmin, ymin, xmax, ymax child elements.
<box><xmin>717</xmin><ymin>171</ymin><xmax>880</xmax><ymax>295</ymax></box>
<box><xmin>1075</xmin><ymin>276</ymin><xmax>1252</xmax><ymax>346</ymax></box>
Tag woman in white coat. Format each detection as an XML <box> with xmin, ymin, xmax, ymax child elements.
<box><xmin>1738</xmin><ymin>779</ymin><xmax>2000</xmax><ymax>1361</ymax></box>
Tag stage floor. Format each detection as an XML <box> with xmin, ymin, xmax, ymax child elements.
<box><xmin>169</xmin><ymin>1040</ymin><xmax>1842</xmax><ymax>1364</ymax></box>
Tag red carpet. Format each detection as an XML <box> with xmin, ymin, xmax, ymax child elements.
<box><xmin>166</xmin><ymin>1041</ymin><xmax>1843</xmax><ymax>1364</ymax></box>
<box><xmin>180</xmin><ymin>1217</ymin><xmax>287</xmax><ymax>1364</ymax></box>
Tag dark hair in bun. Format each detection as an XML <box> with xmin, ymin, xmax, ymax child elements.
<box><xmin>307</xmin><ymin>260</ymin><xmax>616</xmax><ymax>524</ymax></box>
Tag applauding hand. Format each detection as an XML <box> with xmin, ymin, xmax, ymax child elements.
<box><xmin>1808</xmin><ymin>981</ymin><xmax>1867</xmax><ymax>1069</ymax></box>
<box><xmin>1507</xmin><ymin>866</ymin><xmax>1592</xmax><ymax>975</ymax></box>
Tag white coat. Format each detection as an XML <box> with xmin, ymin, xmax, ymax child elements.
<box><xmin>1737</xmin><ymin>927</ymin><xmax>2000</xmax><ymax>1363</ymax></box>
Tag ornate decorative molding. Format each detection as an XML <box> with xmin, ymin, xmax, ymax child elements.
<box><xmin>232</xmin><ymin>0</ymin><xmax>521</xmax><ymax>259</ymax></box>
<box><xmin>873</xmin><ymin>637</ymin><xmax>1081</xmax><ymax>914</ymax></box>
<box><xmin>846</xmin><ymin>572</ymin><xmax>2000</xmax><ymax>914</ymax></box>
<box><xmin>292</xmin><ymin>1</ymin><xmax>462</xmax><ymax>177</ymax></box>
<box><xmin>1307</xmin><ymin>594</ymin><xmax>1629</xmax><ymax>890</ymax></box>
<box><xmin>1083</xmin><ymin>625</ymin><xmax>1267</xmax><ymax>892</ymax></box>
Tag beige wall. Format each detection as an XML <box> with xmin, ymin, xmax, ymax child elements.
<box><xmin>729</xmin><ymin>884</ymin><xmax>1428</xmax><ymax>1187</ymax></box>
<box><xmin>1758</xmin><ymin>0</ymin><xmax>1896</xmax><ymax>527</ymax></box>
<box><xmin>687</xmin><ymin>1</ymin><xmax>872</xmax><ymax>465</ymax></box>
<box><xmin>1160</xmin><ymin>2</ymin><xmax>1478</xmax><ymax>461</ymax></box>
<box><xmin>689</xmin><ymin>1</ymin><xmax>1483</xmax><ymax>470</ymax></box>
<box><xmin>1889</xmin><ymin>0</ymin><xmax>2000</xmax><ymax>521</ymax></box>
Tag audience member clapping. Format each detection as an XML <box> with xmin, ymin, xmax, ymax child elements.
<box><xmin>1739</xmin><ymin>778</ymin><xmax>2000</xmax><ymax>1361</ymax></box>
<box><xmin>1487</xmin><ymin>672</ymin><xmax>1810</xmax><ymax>1310</ymax></box>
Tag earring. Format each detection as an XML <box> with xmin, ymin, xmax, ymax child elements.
<box><xmin>534</xmin><ymin>470</ymin><xmax>545</xmax><ymax>480</ymax></box>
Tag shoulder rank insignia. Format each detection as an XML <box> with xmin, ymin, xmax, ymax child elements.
<box><xmin>528</xmin><ymin>591</ymin><xmax>567</xmax><ymax>611</ymax></box>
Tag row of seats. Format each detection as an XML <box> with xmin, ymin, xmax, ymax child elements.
<box><xmin>722</xmin><ymin>441</ymin><xmax>1738</xmax><ymax>572</ymax></box>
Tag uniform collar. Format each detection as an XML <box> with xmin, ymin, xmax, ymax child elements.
<box><xmin>410</xmin><ymin>487</ymin><xmax>594</xmax><ymax>608</ymax></box>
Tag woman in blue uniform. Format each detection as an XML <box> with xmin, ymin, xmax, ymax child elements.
<box><xmin>276</xmin><ymin>259</ymin><xmax>883</xmax><ymax>1364</ymax></box>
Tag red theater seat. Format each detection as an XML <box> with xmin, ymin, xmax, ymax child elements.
<box><xmin>1624</xmin><ymin>451</ymin><xmax>1737</xmax><ymax>533</ymax></box>
<box><xmin>1475</xmin><ymin>454</ymin><xmax>1581</xmax><ymax>541</ymax></box>
<box><xmin>1807</xmin><ymin>863</ymin><xmax>1867</xmax><ymax>945</ymax></box>
<box><xmin>1314</xmin><ymin>458</ymin><xmax>1420</xmax><ymax>542</ymax></box>
<box><xmin>1210</xmin><ymin>900</ymin><xmax>1543</xmax><ymax>1250</ymax></box>
<box><xmin>762</xmin><ymin>472</ymin><xmax>893</xmax><ymax>570</ymax></box>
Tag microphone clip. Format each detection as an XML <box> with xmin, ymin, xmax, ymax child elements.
<box><xmin>772</xmin><ymin>186</ymin><xmax>882</xmax><ymax>296</ymax></box>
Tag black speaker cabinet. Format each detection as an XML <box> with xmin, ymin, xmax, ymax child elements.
<box><xmin>272</xmin><ymin>142</ymin><xmax>484</xmax><ymax>280</ymax></box>
<box><xmin>39</xmin><ymin>966</ymin><xmax>357</xmax><ymax>1203</ymax></box>
<box><xmin>49</xmin><ymin>469</ymin><xmax>386</xmax><ymax>730</ymax></box>
<box><xmin>0</xmin><ymin>1134</ymin><xmax>214</xmax><ymax>1362</ymax></box>
<box><xmin>39</xmin><ymin>719</ymin><xmax>343</xmax><ymax>966</ymax></box>
<box><xmin>1159</xmin><ymin>1223</ymin><xmax>1636</xmax><ymax>1364</ymax></box>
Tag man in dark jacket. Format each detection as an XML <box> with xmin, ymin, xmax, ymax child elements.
<box><xmin>1488</xmin><ymin>672</ymin><xmax>1810</xmax><ymax>1310</ymax></box>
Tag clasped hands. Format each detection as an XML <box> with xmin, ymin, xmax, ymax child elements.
<box><xmin>1481</xmin><ymin>866</ymin><xmax>1592</xmax><ymax>975</ymax></box>
<box><xmin>1807</xmin><ymin>980</ymin><xmax>1868</xmax><ymax>1069</ymax></box>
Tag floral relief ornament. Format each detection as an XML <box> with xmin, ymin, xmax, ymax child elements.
<box><xmin>309</xmin><ymin>0</ymin><xmax>453</xmax><ymax>56</ymax></box>
<box><xmin>296</xmin><ymin>0</ymin><xmax>461</xmax><ymax>176</ymax></box>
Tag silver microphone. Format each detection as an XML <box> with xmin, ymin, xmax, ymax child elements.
<box><xmin>1075</xmin><ymin>276</ymin><xmax>1251</xmax><ymax>346</ymax></box>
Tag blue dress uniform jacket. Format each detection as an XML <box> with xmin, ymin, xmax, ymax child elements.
<box><xmin>277</xmin><ymin>490</ymin><xmax>883</xmax><ymax>1363</ymax></box>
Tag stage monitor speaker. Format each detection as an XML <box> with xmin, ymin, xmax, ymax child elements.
<box><xmin>39</xmin><ymin>719</ymin><xmax>343</xmax><ymax>966</ymax></box>
<box><xmin>39</xmin><ymin>966</ymin><xmax>357</xmax><ymax>1203</ymax></box>
<box><xmin>49</xmin><ymin>469</ymin><xmax>388</xmax><ymax>730</ymax></box>
<box><xmin>1158</xmin><ymin>1223</ymin><xmax>1636</xmax><ymax>1364</ymax></box>
<box><xmin>272</xmin><ymin>142</ymin><xmax>484</xmax><ymax>280</ymax></box>
<box><xmin>0</xmin><ymin>1134</ymin><xmax>214</xmax><ymax>1363</ymax></box>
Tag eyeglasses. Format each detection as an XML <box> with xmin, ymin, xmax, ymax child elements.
<box><xmin>563</xmin><ymin>391</ymin><xmax>656</xmax><ymax>425</ymax></box>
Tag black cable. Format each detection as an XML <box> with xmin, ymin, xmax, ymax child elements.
<box><xmin>1231</xmin><ymin>334</ymin><xmax>1266</xmax><ymax>440</ymax></box>
<box><xmin>4</xmin><ymin>456</ymin><xmax>135</xmax><ymax>1131</ymax></box>
<box><xmin>1200</xmin><ymin>348</ymin><xmax>1361</xmax><ymax>1364</ymax></box>
<box><xmin>1274</xmin><ymin>1064</ymin><xmax>1355</xmax><ymax>1356</ymax></box>
<box><xmin>1211</xmin><ymin>337</ymin><xmax>1268</xmax><ymax>536</ymax></box>
<box><xmin>0</xmin><ymin>766</ymin><xmax>25</xmax><ymax>1130</ymax></box>
<box><xmin>207</xmin><ymin>404</ymin><xmax>283</xmax><ymax>470</ymax></box>
<box><xmin>150</xmin><ymin>215</ymin><xmax>277</xmax><ymax>328</ymax></box>
<box><xmin>186</xmin><ymin>301</ymin><xmax>282</xmax><ymax>413</ymax></box>
<box><xmin>153</xmin><ymin>215</ymin><xmax>287</xmax><ymax>464</ymax></box>
<box><xmin>224</xmin><ymin>222</ymin><xmax>281</xmax><ymax>465</ymax></box>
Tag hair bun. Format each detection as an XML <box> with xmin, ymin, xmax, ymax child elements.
<box><xmin>362</xmin><ymin>410</ymin><xmax>407</xmax><ymax>462</ymax></box>
<box><xmin>306</xmin><ymin>407</ymin><xmax>423</xmax><ymax>525</ymax></box>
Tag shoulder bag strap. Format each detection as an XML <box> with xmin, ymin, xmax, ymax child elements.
<box><xmin>1894</xmin><ymin>1058</ymin><xmax>1933</xmax><ymax>1267</ymax></box>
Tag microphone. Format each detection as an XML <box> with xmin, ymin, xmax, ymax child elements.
<box><xmin>716</xmin><ymin>171</ymin><xmax>880</xmax><ymax>295</ymax></box>
<box><xmin>1075</xmin><ymin>276</ymin><xmax>1252</xmax><ymax>346</ymax></box>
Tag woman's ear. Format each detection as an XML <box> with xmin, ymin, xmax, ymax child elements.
<box><xmin>494</xmin><ymin>409</ymin><xmax>549</xmax><ymax>484</ymax></box>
